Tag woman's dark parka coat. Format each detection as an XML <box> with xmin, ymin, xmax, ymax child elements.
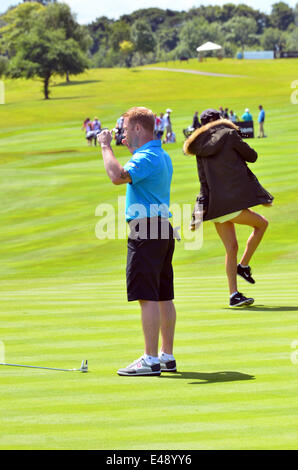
<box><xmin>183</xmin><ymin>119</ymin><xmax>274</xmax><ymax>221</ymax></box>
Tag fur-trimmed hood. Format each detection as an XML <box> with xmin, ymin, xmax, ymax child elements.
<box><xmin>183</xmin><ymin>119</ymin><xmax>240</xmax><ymax>157</ymax></box>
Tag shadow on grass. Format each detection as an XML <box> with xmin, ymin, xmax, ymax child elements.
<box><xmin>54</xmin><ymin>80</ymin><xmax>101</xmax><ymax>87</ymax></box>
<box><xmin>161</xmin><ymin>371</ymin><xmax>255</xmax><ymax>385</ymax></box>
<box><xmin>49</xmin><ymin>95</ymin><xmax>94</xmax><ymax>101</ymax></box>
<box><xmin>224</xmin><ymin>305</ymin><xmax>298</xmax><ymax>312</ymax></box>
<box><xmin>26</xmin><ymin>149</ymin><xmax>79</xmax><ymax>156</ymax></box>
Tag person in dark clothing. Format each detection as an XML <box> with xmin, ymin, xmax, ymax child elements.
<box><xmin>192</xmin><ymin>111</ymin><xmax>201</xmax><ymax>129</ymax></box>
<box><xmin>183</xmin><ymin>109</ymin><xmax>274</xmax><ymax>308</ymax></box>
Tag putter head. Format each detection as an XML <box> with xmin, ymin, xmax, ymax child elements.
<box><xmin>80</xmin><ymin>359</ymin><xmax>88</xmax><ymax>373</ymax></box>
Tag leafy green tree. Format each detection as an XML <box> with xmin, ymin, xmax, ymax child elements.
<box><xmin>87</xmin><ymin>17</ymin><xmax>112</xmax><ymax>55</ymax></box>
<box><xmin>8</xmin><ymin>26</ymin><xmax>88</xmax><ymax>99</ymax></box>
<box><xmin>178</xmin><ymin>17</ymin><xmax>210</xmax><ymax>56</ymax></box>
<box><xmin>220</xmin><ymin>3</ymin><xmax>237</xmax><ymax>22</ymax></box>
<box><xmin>121</xmin><ymin>8</ymin><xmax>167</xmax><ymax>32</ymax></box>
<box><xmin>223</xmin><ymin>16</ymin><xmax>258</xmax><ymax>51</ymax></box>
<box><xmin>122</xmin><ymin>8</ymin><xmax>184</xmax><ymax>31</ymax></box>
<box><xmin>235</xmin><ymin>5</ymin><xmax>270</xmax><ymax>34</ymax></box>
<box><xmin>1</xmin><ymin>3</ymin><xmax>89</xmax><ymax>99</ymax></box>
<box><xmin>191</xmin><ymin>5</ymin><xmax>222</xmax><ymax>23</ymax></box>
<box><xmin>178</xmin><ymin>17</ymin><xmax>224</xmax><ymax>57</ymax></box>
<box><xmin>110</xmin><ymin>21</ymin><xmax>131</xmax><ymax>51</ymax></box>
<box><xmin>5</xmin><ymin>3</ymin><xmax>294</xmax><ymax>71</ymax></box>
<box><xmin>0</xmin><ymin>55</ymin><xmax>8</xmax><ymax>76</ymax></box>
<box><xmin>295</xmin><ymin>3</ymin><xmax>298</xmax><ymax>25</ymax></box>
<box><xmin>131</xmin><ymin>19</ymin><xmax>156</xmax><ymax>54</ymax></box>
<box><xmin>119</xmin><ymin>40</ymin><xmax>134</xmax><ymax>67</ymax></box>
<box><xmin>270</xmin><ymin>2</ymin><xmax>295</xmax><ymax>30</ymax></box>
<box><xmin>23</xmin><ymin>0</ymin><xmax>56</xmax><ymax>4</ymax></box>
<box><xmin>42</xmin><ymin>2</ymin><xmax>92</xmax><ymax>81</ymax></box>
<box><xmin>0</xmin><ymin>2</ymin><xmax>44</xmax><ymax>56</ymax></box>
<box><xmin>91</xmin><ymin>46</ymin><xmax>118</xmax><ymax>68</ymax></box>
<box><xmin>222</xmin><ymin>41</ymin><xmax>237</xmax><ymax>58</ymax></box>
<box><xmin>286</xmin><ymin>26</ymin><xmax>298</xmax><ymax>49</ymax></box>
<box><xmin>255</xmin><ymin>12</ymin><xmax>271</xmax><ymax>35</ymax></box>
<box><xmin>43</xmin><ymin>3</ymin><xmax>90</xmax><ymax>46</ymax></box>
<box><xmin>261</xmin><ymin>27</ymin><xmax>287</xmax><ymax>50</ymax></box>
<box><xmin>157</xmin><ymin>27</ymin><xmax>179</xmax><ymax>52</ymax></box>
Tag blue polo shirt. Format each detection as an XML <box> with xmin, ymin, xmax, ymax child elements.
<box><xmin>241</xmin><ymin>112</ymin><xmax>253</xmax><ymax>121</ymax></box>
<box><xmin>258</xmin><ymin>109</ymin><xmax>265</xmax><ymax>122</ymax></box>
<box><xmin>123</xmin><ymin>140</ymin><xmax>173</xmax><ymax>222</ymax></box>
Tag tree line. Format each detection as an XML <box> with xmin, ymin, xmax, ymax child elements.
<box><xmin>88</xmin><ymin>2</ymin><xmax>298</xmax><ymax>67</ymax></box>
<box><xmin>0</xmin><ymin>0</ymin><xmax>297</xmax><ymax>99</ymax></box>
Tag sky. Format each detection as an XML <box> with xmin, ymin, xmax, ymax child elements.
<box><xmin>0</xmin><ymin>0</ymin><xmax>297</xmax><ymax>24</ymax></box>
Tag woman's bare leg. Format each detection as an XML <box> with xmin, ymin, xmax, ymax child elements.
<box><xmin>214</xmin><ymin>221</ymin><xmax>238</xmax><ymax>295</ymax></box>
<box><xmin>229</xmin><ymin>209</ymin><xmax>269</xmax><ymax>266</ymax></box>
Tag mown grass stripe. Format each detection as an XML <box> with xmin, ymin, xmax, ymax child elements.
<box><xmin>0</xmin><ymin>59</ymin><xmax>297</xmax><ymax>450</ymax></box>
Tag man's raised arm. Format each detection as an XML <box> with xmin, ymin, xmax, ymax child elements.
<box><xmin>97</xmin><ymin>129</ymin><xmax>132</xmax><ymax>185</ymax></box>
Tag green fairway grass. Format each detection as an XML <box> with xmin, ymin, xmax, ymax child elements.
<box><xmin>0</xmin><ymin>58</ymin><xmax>298</xmax><ymax>450</ymax></box>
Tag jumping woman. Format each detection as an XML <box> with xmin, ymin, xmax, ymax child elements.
<box><xmin>183</xmin><ymin>109</ymin><xmax>274</xmax><ymax>308</ymax></box>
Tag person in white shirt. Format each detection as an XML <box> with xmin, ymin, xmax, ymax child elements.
<box><xmin>163</xmin><ymin>108</ymin><xmax>172</xmax><ymax>135</ymax></box>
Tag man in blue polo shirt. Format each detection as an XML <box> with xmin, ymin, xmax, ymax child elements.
<box><xmin>258</xmin><ymin>105</ymin><xmax>266</xmax><ymax>138</ymax></box>
<box><xmin>241</xmin><ymin>108</ymin><xmax>253</xmax><ymax>122</ymax></box>
<box><xmin>97</xmin><ymin>107</ymin><xmax>177</xmax><ymax>377</ymax></box>
<box><xmin>124</xmin><ymin>138</ymin><xmax>173</xmax><ymax>223</ymax></box>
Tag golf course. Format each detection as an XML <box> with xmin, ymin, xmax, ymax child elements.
<box><xmin>0</xmin><ymin>58</ymin><xmax>297</xmax><ymax>449</ymax></box>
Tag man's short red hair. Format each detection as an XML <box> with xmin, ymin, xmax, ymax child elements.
<box><xmin>123</xmin><ymin>107</ymin><xmax>155</xmax><ymax>133</ymax></box>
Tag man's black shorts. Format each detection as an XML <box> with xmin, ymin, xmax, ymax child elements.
<box><xmin>126</xmin><ymin>217</ymin><xmax>175</xmax><ymax>302</ymax></box>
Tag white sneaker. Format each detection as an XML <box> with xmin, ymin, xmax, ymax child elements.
<box><xmin>117</xmin><ymin>356</ymin><xmax>161</xmax><ymax>376</ymax></box>
<box><xmin>159</xmin><ymin>353</ymin><xmax>177</xmax><ymax>373</ymax></box>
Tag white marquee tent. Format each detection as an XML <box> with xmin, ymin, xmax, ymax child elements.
<box><xmin>196</xmin><ymin>41</ymin><xmax>222</xmax><ymax>52</ymax></box>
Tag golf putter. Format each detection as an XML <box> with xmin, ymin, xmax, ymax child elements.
<box><xmin>0</xmin><ymin>359</ymin><xmax>88</xmax><ymax>373</ymax></box>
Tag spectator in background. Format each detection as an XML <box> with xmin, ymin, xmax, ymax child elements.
<box><xmin>192</xmin><ymin>111</ymin><xmax>201</xmax><ymax>129</ymax></box>
<box><xmin>82</xmin><ymin>117</ymin><xmax>90</xmax><ymax>133</ymax></box>
<box><xmin>116</xmin><ymin>115</ymin><xmax>124</xmax><ymax>131</ymax></box>
<box><xmin>154</xmin><ymin>113</ymin><xmax>162</xmax><ymax>139</ymax></box>
<box><xmin>164</xmin><ymin>131</ymin><xmax>176</xmax><ymax>144</ymax></box>
<box><xmin>229</xmin><ymin>110</ymin><xmax>237</xmax><ymax>123</ymax></box>
<box><xmin>163</xmin><ymin>109</ymin><xmax>172</xmax><ymax>136</ymax></box>
<box><xmin>258</xmin><ymin>105</ymin><xmax>266</xmax><ymax>138</ymax></box>
<box><xmin>156</xmin><ymin>113</ymin><xmax>165</xmax><ymax>140</ymax></box>
<box><xmin>92</xmin><ymin>117</ymin><xmax>101</xmax><ymax>132</ymax></box>
<box><xmin>82</xmin><ymin>117</ymin><xmax>95</xmax><ymax>146</ymax></box>
<box><xmin>114</xmin><ymin>115</ymin><xmax>124</xmax><ymax>145</ymax></box>
<box><xmin>163</xmin><ymin>109</ymin><xmax>175</xmax><ymax>143</ymax></box>
<box><xmin>92</xmin><ymin>117</ymin><xmax>102</xmax><ymax>145</ymax></box>
<box><xmin>241</xmin><ymin>108</ymin><xmax>253</xmax><ymax>121</ymax></box>
<box><xmin>224</xmin><ymin>108</ymin><xmax>229</xmax><ymax>119</ymax></box>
